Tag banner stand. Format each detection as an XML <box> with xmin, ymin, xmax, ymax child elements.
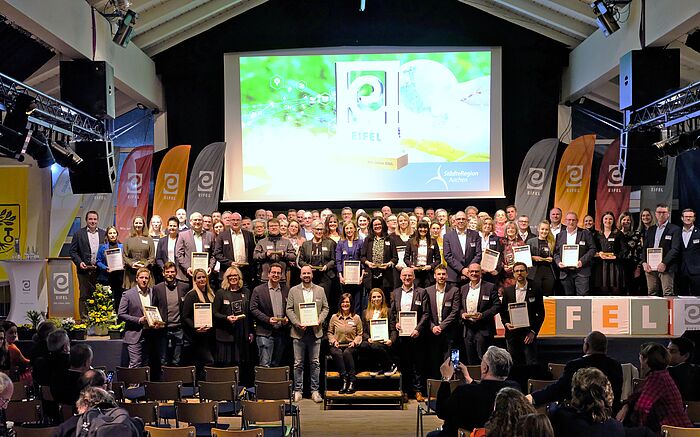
<box><xmin>0</xmin><ymin>259</ymin><xmax>48</xmax><ymax>324</ymax></box>
<box><xmin>46</xmin><ymin>257</ymin><xmax>80</xmax><ymax>319</ymax></box>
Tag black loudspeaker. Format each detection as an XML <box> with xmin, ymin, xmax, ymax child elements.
<box><xmin>619</xmin><ymin>48</ymin><xmax>680</xmax><ymax>111</ymax></box>
<box><xmin>622</xmin><ymin>129</ymin><xmax>666</xmax><ymax>186</ymax></box>
<box><xmin>69</xmin><ymin>141</ymin><xmax>117</xmax><ymax>194</ymax></box>
<box><xmin>60</xmin><ymin>60</ymin><xmax>115</xmax><ymax>119</ymax></box>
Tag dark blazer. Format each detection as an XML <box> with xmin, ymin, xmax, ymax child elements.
<box><xmin>526</xmin><ymin>237</ymin><xmax>555</xmax><ymax>281</ymax></box>
<box><xmin>69</xmin><ymin>227</ymin><xmax>106</xmax><ymax>271</ymax></box>
<box><xmin>680</xmin><ymin>227</ymin><xmax>700</xmax><ymax>276</ymax></box>
<box><xmin>481</xmin><ymin>234</ymin><xmax>504</xmax><ymax>273</ymax></box>
<box><xmin>548</xmin><ymin>404</ymin><xmax>627</xmax><ymax>437</ymax></box>
<box><xmin>530</xmin><ymin>353</ymin><xmax>624</xmax><ymax>410</ymax></box>
<box><xmin>297</xmin><ymin>238</ymin><xmax>337</xmax><ymax>278</ymax></box>
<box><xmin>642</xmin><ymin>222</ymin><xmax>681</xmax><ymax>272</ymax></box>
<box><xmin>404</xmin><ymin>238</ymin><xmax>442</xmax><ymax>270</ymax></box>
<box><xmin>553</xmin><ymin>227</ymin><xmax>597</xmax><ymax>278</ymax></box>
<box><xmin>443</xmin><ymin>229</ymin><xmax>482</xmax><ymax>282</ymax></box>
<box><xmin>360</xmin><ymin>236</ymin><xmax>398</xmax><ymax>289</ymax></box>
<box><xmin>118</xmin><ymin>287</ymin><xmax>150</xmax><ymax>344</ymax></box>
<box><xmin>361</xmin><ymin>310</ymin><xmax>398</xmax><ymax>343</ymax></box>
<box><xmin>151</xmin><ymin>280</ymin><xmax>189</xmax><ymax>325</ymax></box>
<box><xmin>390</xmin><ymin>286</ymin><xmax>430</xmax><ymax>334</ymax></box>
<box><xmin>459</xmin><ymin>281</ymin><xmax>501</xmax><ymax>336</ymax></box>
<box><xmin>212</xmin><ymin>287</ymin><xmax>252</xmax><ymax>342</ymax></box>
<box><xmin>668</xmin><ymin>361</ymin><xmax>700</xmax><ymax>401</ymax></box>
<box><xmin>518</xmin><ymin>229</ymin><xmax>536</xmax><ymax>244</ymax></box>
<box><xmin>250</xmin><ymin>282</ymin><xmax>290</xmax><ymax>337</ymax></box>
<box><xmin>213</xmin><ymin>229</ymin><xmax>255</xmax><ymax>280</ymax></box>
<box><xmin>175</xmin><ymin>229</ymin><xmax>216</xmax><ymax>281</ymax></box>
<box><xmin>500</xmin><ymin>281</ymin><xmax>545</xmax><ymax>337</ymax></box>
<box><xmin>425</xmin><ymin>284</ymin><xmax>460</xmax><ymax>335</ymax></box>
<box><xmin>155</xmin><ymin>235</ymin><xmax>178</xmax><ymax>270</ymax></box>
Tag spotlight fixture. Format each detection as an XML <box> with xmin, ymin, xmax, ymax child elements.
<box><xmin>592</xmin><ymin>1</ymin><xmax>619</xmax><ymax>37</ymax></box>
<box><xmin>113</xmin><ymin>0</ymin><xmax>132</xmax><ymax>13</ymax></box>
<box><xmin>113</xmin><ymin>9</ymin><xmax>138</xmax><ymax>48</ymax></box>
<box><xmin>653</xmin><ymin>129</ymin><xmax>700</xmax><ymax>157</ymax></box>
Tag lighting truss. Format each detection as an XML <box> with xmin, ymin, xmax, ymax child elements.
<box><xmin>628</xmin><ymin>80</ymin><xmax>700</xmax><ymax>131</ymax></box>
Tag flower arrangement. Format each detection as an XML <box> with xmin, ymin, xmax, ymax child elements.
<box><xmin>87</xmin><ymin>284</ymin><xmax>117</xmax><ymax>329</ymax></box>
<box><xmin>25</xmin><ymin>310</ymin><xmax>47</xmax><ymax>330</ymax></box>
<box><xmin>62</xmin><ymin>317</ymin><xmax>87</xmax><ymax>331</ymax></box>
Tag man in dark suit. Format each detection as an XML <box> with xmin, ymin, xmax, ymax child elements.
<box><xmin>553</xmin><ymin>211</ymin><xmax>597</xmax><ymax>296</ymax></box>
<box><xmin>155</xmin><ymin>216</ymin><xmax>180</xmax><ymax>276</ymax></box>
<box><xmin>175</xmin><ymin>212</ymin><xmax>216</xmax><ymax>284</ymax></box>
<box><xmin>296</xmin><ymin>220</ymin><xmax>337</xmax><ymax>303</ymax></box>
<box><xmin>460</xmin><ymin>263</ymin><xmax>501</xmax><ymax>365</ymax></box>
<box><xmin>527</xmin><ymin>331</ymin><xmax>623</xmax><ymax>411</ymax></box>
<box><xmin>642</xmin><ymin>203</ymin><xmax>681</xmax><ymax>296</ymax></box>
<box><xmin>667</xmin><ymin>336</ymin><xmax>700</xmax><ymax>401</ymax></box>
<box><xmin>443</xmin><ymin>211</ymin><xmax>482</xmax><ymax>287</ymax></box>
<box><xmin>69</xmin><ymin>210</ymin><xmax>106</xmax><ymax>319</ymax></box>
<box><xmin>500</xmin><ymin>262</ymin><xmax>545</xmax><ymax>367</ymax></box>
<box><xmin>391</xmin><ymin>267</ymin><xmax>430</xmax><ymax>401</ymax></box>
<box><xmin>214</xmin><ymin>212</ymin><xmax>255</xmax><ymax>286</ymax></box>
<box><xmin>250</xmin><ymin>263</ymin><xmax>290</xmax><ymax>367</ymax></box>
<box><xmin>254</xmin><ymin>218</ymin><xmax>297</xmax><ymax>288</ymax></box>
<box><xmin>517</xmin><ymin>215</ymin><xmax>536</xmax><ymax>243</ymax></box>
<box><xmin>679</xmin><ymin>208</ymin><xmax>700</xmax><ymax>296</ymax></box>
<box><xmin>426</xmin><ymin>265</ymin><xmax>460</xmax><ymax>378</ymax></box>
<box><xmin>118</xmin><ymin>267</ymin><xmax>161</xmax><ymax>368</ymax></box>
<box><xmin>152</xmin><ymin>261</ymin><xmax>189</xmax><ymax>366</ymax></box>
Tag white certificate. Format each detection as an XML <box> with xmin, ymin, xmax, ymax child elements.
<box><xmin>396</xmin><ymin>248</ymin><xmax>406</xmax><ymax>268</ymax></box>
<box><xmin>481</xmin><ymin>249</ymin><xmax>500</xmax><ymax>272</ymax></box>
<box><xmin>512</xmin><ymin>245</ymin><xmax>533</xmax><ymax>268</ymax></box>
<box><xmin>298</xmin><ymin>302</ymin><xmax>319</xmax><ymax>326</ymax></box>
<box><xmin>508</xmin><ymin>302</ymin><xmax>530</xmax><ymax>329</ymax></box>
<box><xmin>105</xmin><ymin>248</ymin><xmax>124</xmax><ymax>271</ymax></box>
<box><xmin>143</xmin><ymin>305</ymin><xmax>164</xmax><ymax>327</ymax></box>
<box><xmin>370</xmin><ymin>318</ymin><xmax>389</xmax><ymax>342</ymax></box>
<box><xmin>562</xmin><ymin>245</ymin><xmax>579</xmax><ymax>267</ymax></box>
<box><xmin>343</xmin><ymin>260</ymin><xmax>361</xmax><ymax>285</ymax></box>
<box><xmin>647</xmin><ymin>248</ymin><xmax>663</xmax><ymax>271</ymax></box>
<box><xmin>398</xmin><ymin>311</ymin><xmax>417</xmax><ymax>336</ymax></box>
<box><xmin>191</xmin><ymin>252</ymin><xmax>209</xmax><ymax>272</ymax></box>
<box><xmin>194</xmin><ymin>303</ymin><xmax>213</xmax><ymax>328</ymax></box>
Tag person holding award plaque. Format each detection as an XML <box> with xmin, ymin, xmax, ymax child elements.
<box><xmin>118</xmin><ymin>268</ymin><xmax>160</xmax><ymax>368</ymax></box>
<box><xmin>214</xmin><ymin>212</ymin><xmax>255</xmax><ymax>287</ymax></box>
<box><xmin>176</xmin><ymin>212</ymin><xmax>216</xmax><ymax>285</ymax></box>
<box><xmin>122</xmin><ymin>215</ymin><xmax>155</xmax><ymax>290</ymax></box>
<box><xmin>405</xmin><ymin>221</ymin><xmax>442</xmax><ymax>288</ymax></box>
<box><xmin>96</xmin><ymin>226</ymin><xmax>125</xmax><ymax>308</ymax></box>
<box><xmin>461</xmin><ymin>263</ymin><xmax>501</xmax><ymax>365</ymax></box>
<box><xmin>181</xmin><ymin>268</ymin><xmax>215</xmax><ymax>379</ymax></box>
<box><xmin>500</xmin><ymin>262</ymin><xmax>544</xmax><ymax>367</ymax></box>
<box><xmin>478</xmin><ymin>217</ymin><xmax>503</xmax><ymax>285</ymax></box>
<box><xmin>553</xmin><ymin>212</ymin><xmax>597</xmax><ymax>296</ymax></box>
<box><xmin>298</xmin><ymin>219</ymin><xmax>338</xmax><ymax>312</ymax></box>
<box><xmin>336</xmin><ymin>221</ymin><xmax>364</xmax><ymax>314</ymax></box>
<box><xmin>443</xmin><ymin>211</ymin><xmax>482</xmax><ymax>288</ymax></box>
<box><xmin>360</xmin><ymin>288</ymin><xmax>397</xmax><ymax>377</ymax></box>
<box><xmin>526</xmin><ymin>222</ymin><xmax>556</xmax><ymax>296</ymax></box>
<box><xmin>498</xmin><ymin>221</ymin><xmax>526</xmax><ymax>292</ymax></box>
<box><xmin>213</xmin><ymin>266</ymin><xmax>253</xmax><ymax>380</ymax></box>
<box><xmin>361</xmin><ymin>217</ymin><xmax>398</xmax><ymax>298</ymax></box>
<box><xmin>641</xmin><ymin>203</ymin><xmax>681</xmax><ymax>297</ymax></box>
<box><xmin>327</xmin><ymin>293</ymin><xmax>363</xmax><ymax>394</ymax></box>
<box><xmin>594</xmin><ymin>212</ymin><xmax>624</xmax><ymax>295</ymax></box>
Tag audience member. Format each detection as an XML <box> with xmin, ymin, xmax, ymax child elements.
<box><xmin>51</xmin><ymin>343</ymin><xmax>93</xmax><ymax>406</ymax></box>
<box><xmin>667</xmin><ymin>336</ymin><xmax>700</xmax><ymax>400</ymax></box>
<box><xmin>484</xmin><ymin>387</ymin><xmax>536</xmax><ymax>437</ymax></box>
<box><xmin>516</xmin><ymin>413</ymin><xmax>554</xmax><ymax>437</ymax></box>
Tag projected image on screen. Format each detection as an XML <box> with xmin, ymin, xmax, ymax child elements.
<box><xmin>224</xmin><ymin>48</ymin><xmax>503</xmax><ymax>202</ymax></box>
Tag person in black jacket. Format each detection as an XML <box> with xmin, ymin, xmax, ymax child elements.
<box><xmin>69</xmin><ymin>210</ymin><xmax>106</xmax><ymax>319</ymax></box>
<box><xmin>667</xmin><ymin>336</ymin><xmax>700</xmax><ymax>401</ymax></box>
<box><xmin>151</xmin><ymin>262</ymin><xmax>189</xmax><ymax>366</ymax></box>
<box><xmin>460</xmin><ymin>264</ymin><xmax>501</xmax><ymax>365</ymax></box>
<box><xmin>527</xmin><ymin>331</ymin><xmax>623</xmax><ymax>412</ymax></box>
<box><xmin>212</xmin><ymin>266</ymin><xmax>253</xmax><ymax>372</ymax></box>
<box><xmin>641</xmin><ymin>203</ymin><xmax>681</xmax><ymax>296</ymax></box>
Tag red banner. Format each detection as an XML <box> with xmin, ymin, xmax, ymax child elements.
<box><xmin>116</xmin><ymin>146</ymin><xmax>154</xmax><ymax>235</ymax></box>
<box><xmin>595</xmin><ymin>140</ymin><xmax>630</xmax><ymax>229</ymax></box>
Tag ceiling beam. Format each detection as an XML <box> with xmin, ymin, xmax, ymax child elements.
<box><xmin>134</xmin><ymin>0</ymin><xmax>209</xmax><ymax>35</ymax></box>
<box><xmin>490</xmin><ymin>0</ymin><xmax>595</xmax><ymax>40</ymax></box>
<box><xmin>533</xmin><ymin>0</ymin><xmax>597</xmax><ymax>26</ymax></box>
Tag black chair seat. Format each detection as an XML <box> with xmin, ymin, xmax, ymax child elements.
<box><xmin>124</xmin><ymin>386</ymin><xmax>145</xmax><ymax>400</ymax></box>
<box><xmin>158</xmin><ymin>405</ymin><xmax>176</xmax><ymax>420</ymax></box>
<box><xmin>193</xmin><ymin>423</ymin><xmax>229</xmax><ymax>437</ymax></box>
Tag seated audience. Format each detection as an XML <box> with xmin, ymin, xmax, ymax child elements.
<box><xmin>28</xmin><ymin>320</ymin><xmax>57</xmax><ymax>366</ymax></box>
<box><xmin>51</xmin><ymin>343</ymin><xmax>93</xmax><ymax>406</ymax></box>
<box><xmin>32</xmin><ymin>328</ymin><xmax>70</xmax><ymax>386</ymax></box>
<box><xmin>516</xmin><ymin>413</ymin><xmax>554</xmax><ymax>437</ymax></box>
<box><xmin>484</xmin><ymin>387</ymin><xmax>536</xmax><ymax>437</ymax></box>
<box><xmin>667</xmin><ymin>336</ymin><xmax>700</xmax><ymax>400</ymax></box>
<box><xmin>2</xmin><ymin>321</ymin><xmax>29</xmax><ymax>381</ymax></box>
<box><xmin>0</xmin><ymin>328</ymin><xmax>9</xmax><ymax>375</ymax></box>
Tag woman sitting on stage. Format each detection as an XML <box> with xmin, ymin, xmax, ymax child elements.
<box><xmin>328</xmin><ymin>293</ymin><xmax>363</xmax><ymax>394</ymax></box>
<box><xmin>359</xmin><ymin>288</ymin><xmax>397</xmax><ymax>377</ymax></box>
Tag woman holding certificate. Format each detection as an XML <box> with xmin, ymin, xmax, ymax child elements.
<box><xmin>336</xmin><ymin>221</ymin><xmax>364</xmax><ymax>314</ymax></box>
<box><xmin>594</xmin><ymin>212</ymin><xmax>624</xmax><ymax>295</ymax></box>
<box><xmin>213</xmin><ymin>266</ymin><xmax>253</xmax><ymax>380</ymax></box>
<box><xmin>499</xmin><ymin>222</ymin><xmax>525</xmax><ymax>292</ymax></box>
<box><xmin>390</xmin><ymin>212</ymin><xmax>413</xmax><ymax>289</ymax></box>
<box><xmin>478</xmin><ymin>218</ymin><xmax>503</xmax><ymax>285</ymax></box>
<box><xmin>96</xmin><ymin>226</ymin><xmax>125</xmax><ymax>308</ymax></box>
<box><xmin>404</xmin><ymin>221</ymin><xmax>441</xmax><ymax>288</ymax></box>
<box><xmin>526</xmin><ymin>221</ymin><xmax>556</xmax><ymax>296</ymax></box>
<box><xmin>328</xmin><ymin>293</ymin><xmax>363</xmax><ymax>394</ymax></box>
<box><xmin>182</xmin><ymin>268</ymin><xmax>215</xmax><ymax>379</ymax></box>
<box><xmin>360</xmin><ymin>217</ymin><xmax>397</xmax><ymax>298</ymax></box>
<box><xmin>360</xmin><ymin>288</ymin><xmax>397</xmax><ymax>376</ymax></box>
<box><xmin>122</xmin><ymin>215</ymin><xmax>156</xmax><ymax>289</ymax></box>
<box><xmin>618</xmin><ymin>212</ymin><xmax>644</xmax><ymax>296</ymax></box>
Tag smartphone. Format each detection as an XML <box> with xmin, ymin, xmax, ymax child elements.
<box><xmin>106</xmin><ymin>370</ymin><xmax>114</xmax><ymax>383</ymax></box>
<box><xmin>450</xmin><ymin>349</ymin><xmax>460</xmax><ymax>369</ymax></box>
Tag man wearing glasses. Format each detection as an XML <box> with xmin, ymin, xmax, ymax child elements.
<box><xmin>500</xmin><ymin>262</ymin><xmax>544</xmax><ymax>366</ymax></box>
<box><xmin>443</xmin><ymin>211</ymin><xmax>482</xmax><ymax>288</ymax></box>
<box><xmin>460</xmin><ymin>263</ymin><xmax>501</xmax><ymax>365</ymax></box>
<box><xmin>642</xmin><ymin>203</ymin><xmax>681</xmax><ymax>296</ymax></box>
<box><xmin>297</xmin><ymin>220</ymin><xmax>337</xmax><ymax>306</ymax></box>
<box><xmin>553</xmin><ymin>211</ymin><xmax>596</xmax><ymax>296</ymax></box>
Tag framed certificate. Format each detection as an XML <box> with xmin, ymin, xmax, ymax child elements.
<box><xmin>562</xmin><ymin>245</ymin><xmax>579</xmax><ymax>267</ymax></box>
<box><xmin>481</xmin><ymin>249</ymin><xmax>500</xmax><ymax>272</ymax></box>
<box><xmin>191</xmin><ymin>252</ymin><xmax>209</xmax><ymax>272</ymax></box>
<box><xmin>508</xmin><ymin>302</ymin><xmax>530</xmax><ymax>329</ymax></box>
<box><xmin>143</xmin><ymin>305</ymin><xmax>164</xmax><ymax>327</ymax></box>
<box><xmin>194</xmin><ymin>303</ymin><xmax>213</xmax><ymax>328</ymax></box>
<box><xmin>298</xmin><ymin>302</ymin><xmax>319</xmax><ymax>326</ymax></box>
<box><xmin>647</xmin><ymin>248</ymin><xmax>663</xmax><ymax>271</ymax></box>
<box><xmin>105</xmin><ymin>248</ymin><xmax>124</xmax><ymax>271</ymax></box>
<box><xmin>343</xmin><ymin>261</ymin><xmax>361</xmax><ymax>285</ymax></box>
<box><xmin>512</xmin><ymin>245</ymin><xmax>533</xmax><ymax>268</ymax></box>
<box><xmin>370</xmin><ymin>318</ymin><xmax>389</xmax><ymax>342</ymax></box>
<box><xmin>398</xmin><ymin>311</ymin><xmax>417</xmax><ymax>336</ymax></box>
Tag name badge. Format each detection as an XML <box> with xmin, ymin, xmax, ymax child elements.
<box><xmin>322</xmin><ymin>247</ymin><xmax>328</xmax><ymax>251</ymax></box>
<box><xmin>267</xmin><ymin>245</ymin><xmax>273</xmax><ymax>250</ymax></box>
<box><xmin>414</xmin><ymin>300</ymin><xmax>422</xmax><ymax>306</ymax></box>
<box><xmin>482</xmin><ymin>295</ymin><xmax>489</xmax><ymax>300</ymax></box>
<box><xmin>490</xmin><ymin>241</ymin><xmax>496</xmax><ymax>245</ymax></box>
<box><xmin>694</xmin><ymin>239</ymin><xmax>700</xmax><ymax>244</ymax></box>
<box><xmin>385</xmin><ymin>241</ymin><xmax>391</xmax><ymax>246</ymax></box>
<box><xmin>470</xmin><ymin>243</ymin><xmax>476</xmax><ymax>247</ymax></box>
<box><xmin>665</xmin><ymin>235</ymin><xmax>672</xmax><ymax>240</ymax></box>
<box><xmin>223</xmin><ymin>300</ymin><xmax>230</xmax><ymax>305</ymax></box>
<box><xmin>608</xmin><ymin>238</ymin><xmax>615</xmax><ymax>242</ymax></box>
<box><xmin>528</xmin><ymin>297</ymin><xmax>535</xmax><ymax>303</ymax></box>
<box><xmin>444</xmin><ymin>302</ymin><xmax>452</xmax><ymax>307</ymax></box>
<box><xmin>141</xmin><ymin>239</ymin><xmax>149</xmax><ymax>244</ymax></box>
<box><xmin>223</xmin><ymin>240</ymin><xmax>230</xmax><ymax>245</ymax></box>
<box><xmin>579</xmin><ymin>241</ymin><xmax>586</xmax><ymax>245</ymax></box>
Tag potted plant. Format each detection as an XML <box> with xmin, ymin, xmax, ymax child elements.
<box><xmin>108</xmin><ymin>321</ymin><xmax>125</xmax><ymax>340</ymax></box>
<box><xmin>63</xmin><ymin>318</ymin><xmax>88</xmax><ymax>340</ymax></box>
<box><xmin>87</xmin><ymin>284</ymin><xmax>116</xmax><ymax>336</ymax></box>
<box><xmin>18</xmin><ymin>310</ymin><xmax>46</xmax><ymax>339</ymax></box>
<box><xmin>16</xmin><ymin>324</ymin><xmax>34</xmax><ymax>340</ymax></box>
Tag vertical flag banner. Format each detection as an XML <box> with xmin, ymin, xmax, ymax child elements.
<box><xmin>153</xmin><ymin>145</ymin><xmax>191</xmax><ymax>221</ymax></box>
<box><xmin>49</xmin><ymin>169</ymin><xmax>83</xmax><ymax>257</ymax></box>
<box><xmin>82</xmin><ymin>193</ymin><xmax>115</xmax><ymax>229</ymax></box>
<box><xmin>514</xmin><ymin>139</ymin><xmax>559</xmax><ymax>227</ymax></box>
<box><xmin>595</xmin><ymin>140</ymin><xmax>631</xmax><ymax>228</ymax></box>
<box><xmin>640</xmin><ymin>156</ymin><xmax>676</xmax><ymax>214</ymax></box>
<box><xmin>554</xmin><ymin>134</ymin><xmax>595</xmax><ymax>223</ymax></box>
<box><xmin>186</xmin><ymin>142</ymin><xmax>226</xmax><ymax>216</ymax></box>
<box><xmin>116</xmin><ymin>146</ymin><xmax>154</xmax><ymax>235</ymax></box>
<box><xmin>0</xmin><ymin>166</ymin><xmax>29</xmax><ymax>280</ymax></box>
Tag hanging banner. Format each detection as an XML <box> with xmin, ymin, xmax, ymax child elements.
<box><xmin>595</xmin><ymin>140</ymin><xmax>631</xmax><ymax>228</ymax></box>
<box><xmin>152</xmin><ymin>145</ymin><xmax>191</xmax><ymax>221</ymax></box>
<box><xmin>513</xmin><ymin>139</ymin><xmax>559</xmax><ymax>227</ymax></box>
<box><xmin>0</xmin><ymin>166</ymin><xmax>29</xmax><ymax>281</ymax></box>
<box><xmin>46</xmin><ymin>257</ymin><xmax>80</xmax><ymax>319</ymax></box>
<box><xmin>677</xmin><ymin>149</ymin><xmax>700</xmax><ymax>211</ymax></box>
<box><xmin>116</xmin><ymin>146</ymin><xmax>153</xmax><ymax>235</ymax></box>
<box><xmin>49</xmin><ymin>168</ymin><xmax>83</xmax><ymax>257</ymax></box>
<box><xmin>0</xmin><ymin>259</ymin><xmax>47</xmax><ymax>322</ymax></box>
<box><xmin>554</xmin><ymin>134</ymin><xmax>595</xmax><ymax>224</ymax></box>
<box><xmin>186</xmin><ymin>142</ymin><xmax>226</xmax><ymax>216</ymax></box>
<box><xmin>640</xmin><ymin>156</ymin><xmax>676</xmax><ymax>214</ymax></box>
<box><xmin>81</xmin><ymin>192</ymin><xmax>115</xmax><ymax>229</ymax></box>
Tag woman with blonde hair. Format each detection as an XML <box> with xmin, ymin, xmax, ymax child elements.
<box><xmin>359</xmin><ymin>288</ymin><xmax>397</xmax><ymax>376</ymax></box>
<box><xmin>122</xmin><ymin>215</ymin><xmax>155</xmax><ymax>289</ymax></box>
<box><xmin>148</xmin><ymin>215</ymin><xmax>165</xmax><ymax>240</ymax></box>
<box><xmin>526</xmin><ymin>221</ymin><xmax>556</xmax><ymax>296</ymax></box>
<box><xmin>213</xmin><ymin>266</ymin><xmax>252</xmax><ymax>380</ymax></box>
<box><xmin>182</xmin><ymin>268</ymin><xmax>215</xmax><ymax>378</ymax></box>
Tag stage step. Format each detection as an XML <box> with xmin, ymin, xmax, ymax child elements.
<box><xmin>323</xmin><ymin>390</ymin><xmax>404</xmax><ymax>410</ymax></box>
<box><xmin>325</xmin><ymin>371</ymin><xmax>401</xmax><ymax>380</ymax></box>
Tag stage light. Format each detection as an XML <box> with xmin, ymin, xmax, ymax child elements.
<box><xmin>653</xmin><ymin>129</ymin><xmax>700</xmax><ymax>157</ymax></box>
<box><xmin>51</xmin><ymin>140</ymin><xmax>83</xmax><ymax>168</ymax></box>
<box><xmin>592</xmin><ymin>1</ymin><xmax>620</xmax><ymax>37</ymax></box>
<box><xmin>113</xmin><ymin>9</ymin><xmax>138</xmax><ymax>48</ymax></box>
<box><xmin>113</xmin><ymin>0</ymin><xmax>132</xmax><ymax>12</ymax></box>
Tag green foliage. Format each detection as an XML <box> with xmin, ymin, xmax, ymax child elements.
<box><xmin>86</xmin><ymin>284</ymin><xmax>117</xmax><ymax>327</ymax></box>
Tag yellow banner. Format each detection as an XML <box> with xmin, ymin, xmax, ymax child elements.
<box><xmin>0</xmin><ymin>166</ymin><xmax>29</xmax><ymax>281</ymax></box>
<box><xmin>554</xmin><ymin>134</ymin><xmax>595</xmax><ymax>224</ymax></box>
<box><xmin>153</xmin><ymin>145</ymin><xmax>191</xmax><ymax>221</ymax></box>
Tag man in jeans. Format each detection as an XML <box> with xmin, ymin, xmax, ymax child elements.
<box><xmin>250</xmin><ymin>263</ymin><xmax>290</xmax><ymax>367</ymax></box>
<box><xmin>286</xmin><ymin>266</ymin><xmax>329</xmax><ymax>403</ymax></box>
<box><xmin>152</xmin><ymin>262</ymin><xmax>188</xmax><ymax>366</ymax></box>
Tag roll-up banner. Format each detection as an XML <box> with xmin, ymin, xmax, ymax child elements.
<box><xmin>595</xmin><ymin>140</ymin><xmax>630</xmax><ymax>228</ymax></box>
<box><xmin>152</xmin><ymin>145</ymin><xmax>191</xmax><ymax>221</ymax></box>
<box><xmin>186</xmin><ymin>142</ymin><xmax>226</xmax><ymax>216</ymax></box>
<box><xmin>513</xmin><ymin>139</ymin><xmax>559</xmax><ymax>228</ymax></box>
<box><xmin>554</xmin><ymin>134</ymin><xmax>595</xmax><ymax>224</ymax></box>
<box><xmin>116</xmin><ymin>146</ymin><xmax>153</xmax><ymax>235</ymax></box>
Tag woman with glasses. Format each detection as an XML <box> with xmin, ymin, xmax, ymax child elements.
<box><xmin>336</xmin><ymin>221</ymin><xmax>364</xmax><ymax>314</ymax></box>
<box><xmin>494</xmin><ymin>209</ymin><xmax>508</xmax><ymax>237</ymax></box>
<box><xmin>96</xmin><ymin>226</ymin><xmax>126</xmax><ymax>308</ymax></box>
<box><xmin>360</xmin><ymin>217</ymin><xmax>397</xmax><ymax>298</ymax></box>
<box><xmin>182</xmin><ymin>268</ymin><xmax>215</xmax><ymax>379</ymax></box>
<box><xmin>404</xmin><ymin>220</ymin><xmax>441</xmax><ymax>288</ymax></box>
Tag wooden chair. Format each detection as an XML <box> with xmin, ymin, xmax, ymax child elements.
<box><xmin>548</xmin><ymin>363</ymin><xmax>566</xmax><ymax>380</ymax></box>
<box><xmin>417</xmin><ymin>379</ymin><xmax>462</xmax><ymax>437</ymax></box>
<box><xmin>145</xmin><ymin>426</ymin><xmax>196</xmax><ymax>437</ymax></box>
<box><xmin>116</xmin><ymin>366</ymin><xmax>150</xmax><ymax>401</ymax></box>
<box><xmin>14</xmin><ymin>426</ymin><xmax>58</xmax><ymax>437</ymax></box>
<box><xmin>254</xmin><ymin>380</ymin><xmax>300</xmax><ymax>436</ymax></box>
<box><xmin>204</xmin><ymin>366</ymin><xmax>239</xmax><ymax>383</ymax></box>
<box><xmin>527</xmin><ymin>379</ymin><xmax>555</xmax><ymax>394</ymax></box>
<box><xmin>144</xmin><ymin>381</ymin><xmax>182</xmax><ymax>422</ymax></box>
<box><xmin>241</xmin><ymin>400</ymin><xmax>291</xmax><ymax>437</ymax></box>
<box><xmin>686</xmin><ymin>400</ymin><xmax>700</xmax><ymax>424</ymax></box>
<box><xmin>176</xmin><ymin>401</ymin><xmax>226</xmax><ymax>437</ymax></box>
<box><xmin>59</xmin><ymin>403</ymin><xmax>75</xmax><ymax>421</ymax></box>
<box><xmin>198</xmin><ymin>381</ymin><xmax>240</xmax><ymax>417</ymax></box>
<box><xmin>6</xmin><ymin>399</ymin><xmax>43</xmax><ymax>425</ymax></box>
<box><xmin>254</xmin><ymin>366</ymin><xmax>289</xmax><ymax>382</ymax></box>
<box><xmin>11</xmin><ymin>382</ymin><xmax>29</xmax><ymax>401</ymax></box>
<box><xmin>120</xmin><ymin>401</ymin><xmax>160</xmax><ymax>425</ymax></box>
<box><xmin>660</xmin><ymin>425</ymin><xmax>700</xmax><ymax>436</ymax></box>
<box><xmin>212</xmin><ymin>429</ymin><xmax>263</xmax><ymax>437</ymax></box>
<box><xmin>162</xmin><ymin>366</ymin><xmax>198</xmax><ymax>397</ymax></box>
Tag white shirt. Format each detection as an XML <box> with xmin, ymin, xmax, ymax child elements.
<box><xmin>435</xmin><ymin>288</ymin><xmax>445</xmax><ymax>323</ymax></box>
<box><xmin>519</xmin><ymin>231</ymin><xmax>530</xmax><ymax>242</ymax></box>
<box><xmin>138</xmin><ymin>287</ymin><xmax>151</xmax><ymax>309</ymax></box>
<box><xmin>515</xmin><ymin>282</ymin><xmax>527</xmax><ymax>303</ymax></box>
<box><xmin>654</xmin><ymin>222</ymin><xmax>667</xmax><ymax>248</ymax></box>
<box><xmin>302</xmin><ymin>285</ymin><xmax>314</xmax><ymax>303</ymax></box>
<box><xmin>87</xmin><ymin>228</ymin><xmax>100</xmax><ymax>264</ymax></box>
<box><xmin>550</xmin><ymin>224</ymin><xmax>562</xmax><ymax>237</ymax></box>
<box><xmin>479</xmin><ymin>232</ymin><xmax>490</xmax><ymax>252</ymax></box>
<box><xmin>566</xmin><ymin>229</ymin><xmax>578</xmax><ymax>245</ymax></box>
<box><xmin>682</xmin><ymin>226</ymin><xmax>694</xmax><ymax>248</ymax></box>
<box><xmin>372</xmin><ymin>309</ymin><xmax>382</xmax><ymax>320</ymax></box>
<box><xmin>466</xmin><ymin>281</ymin><xmax>481</xmax><ymax>314</ymax></box>
<box><xmin>193</xmin><ymin>231</ymin><xmax>203</xmax><ymax>252</ymax></box>
<box><xmin>400</xmin><ymin>288</ymin><xmax>414</xmax><ymax>312</ymax></box>
<box><xmin>231</xmin><ymin>230</ymin><xmax>247</xmax><ymax>263</ymax></box>
<box><xmin>457</xmin><ymin>229</ymin><xmax>467</xmax><ymax>254</ymax></box>
<box><xmin>167</xmin><ymin>237</ymin><xmax>177</xmax><ymax>263</ymax></box>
